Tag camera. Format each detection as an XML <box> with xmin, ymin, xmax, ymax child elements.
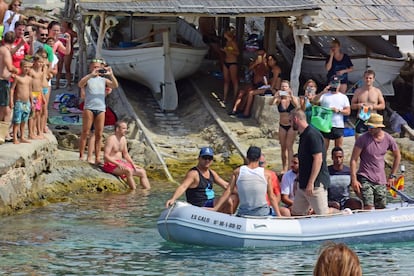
<box><xmin>98</xmin><ymin>69</ymin><xmax>107</xmax><ymax>74</ymax></box>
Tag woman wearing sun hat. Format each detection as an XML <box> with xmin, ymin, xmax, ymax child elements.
<box><xmin>350</xmin><ymin>113</ymin><xmax>401</xmax><ymax>210</ymax></box>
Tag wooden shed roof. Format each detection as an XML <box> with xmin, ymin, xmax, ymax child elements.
<box><xmin>79</xmin><ymin>0</ymin><xmax>414</xmax><ymax>35</ymax></box>
<box><xmin>78</xmin><ymin>0</ymin><xmax>319</xmax><ymax>17</ymax></box>
<box><xmin>308</xmin><ymin>0</ymin><xmax>414</xmax><ymax>35</ymax></box>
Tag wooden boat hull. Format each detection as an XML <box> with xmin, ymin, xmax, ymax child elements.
<box><xmin>157</xmin><ymin>201</ymin><xmax>414</xmax><ymax>248</ymax></box>
<box><xmin>102</xmin><ymin>46</ymin><xmax>206</xmax><ymax>110</ymax></box>
<box><xmin>301</xmin><ymin>55</ymin><xmax>405</xmax><ymax>95</ymax></box>
<box><xmin>276</xmin><ymin>32</ymin><xmax>405</xmax><ymax>95</ymax></box>
<box><xmin>95</xmin><ymin>17</ymin><xmax>208</xmax><ymax>111</ymax></box>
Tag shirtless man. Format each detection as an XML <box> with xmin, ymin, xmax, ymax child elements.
<box><xmin>0</xmin><ymin>31</ymin><xmax>18</xmax><ymax>140</ymax></box>
<box><xmin>10</xmin><ymin>59</ymin><xmax>32</xmax><ymax>144</ymax></box>
<box><xmin>351</xmin><ymin>70</ymin><xmax>385</xmax><ymax>138</ymax></box>
<box><xmin>102</xmin><ymin>120</ymin><xmax>150</xmax><ymax>190</ymax></box>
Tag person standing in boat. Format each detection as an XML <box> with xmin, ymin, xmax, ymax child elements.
<box><xmin>165</xmin><ymin>147</ymin><xmax>238</xmax><ymax>214</ymax></box>
<box><xmin>102</xmin><ymin>120</ymin><xmax>150</xmax><ymax>190</ymax></box>
<box><xmin>350</xmin><ymin>114</ymin><xmax>401</xmax><ymax>210</ymax></box>
<box><xmin>328</xmin><ymin>147</ymin><xmax>362</xmax><ymax>210</ymax></box>
<box><xmin>350</xmin><ymin>70</ymin><xmax>385</xmax><ymax>139</ymax></box>
<box><xmin>288</xmin><ymin>108</ymin><xmax>336</xmax><ymax>216</ymax></box>
<box><xmin>325</xmin><ymin>38</ymin><xmax>353</xmax><ymax>93</ymax></box>
<box><xmin>214</xmin><ymin>146</ymin><xmax>284</xmax><ymax>217</ymax></box>
<box><xmin>78</xmin><ymin>59</ymin><xmax>118</xmax><ymax>164</ymax></box>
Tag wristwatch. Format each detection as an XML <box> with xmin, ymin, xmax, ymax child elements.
<box><xmin>389</xmin><ymin>174</ymin><xmax>397</xmax><ymax>179</ymax></box>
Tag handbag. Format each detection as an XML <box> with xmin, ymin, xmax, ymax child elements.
<box><xmin>311</xmin><ymin>105</ymin><xmax>333</xmax><ymax>133</ymax></box>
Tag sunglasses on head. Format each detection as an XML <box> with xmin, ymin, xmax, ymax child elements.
<box><xmin>201</xmin><ymin>156</ymin><xmax>213</xmax><ymax>161</ymax></box>
<box><xmin>92</xmin><ymin>58</ymin><xmax>104</xmax><ymax>63</ymax></box>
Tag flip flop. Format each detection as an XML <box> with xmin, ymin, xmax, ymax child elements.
<box><xmin>55</xmin><ymin>125</ymin><xmax>62</xmax><ymax>129</ymax></box>
<box><xmin>62</xmin><ymin>126</ymin><xmax>69</xmax><ymax>130</ymax></box>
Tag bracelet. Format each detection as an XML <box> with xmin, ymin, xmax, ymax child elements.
<box><xmin>389</xmin><ymin>174</ymin><xmax>396</xmax><ymax>179</ymax></box>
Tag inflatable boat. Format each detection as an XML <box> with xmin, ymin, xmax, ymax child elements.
<box><xmin>157</xmin><ymin>201</ymin><xmax>414</xmax><ymax>248</ymax></box>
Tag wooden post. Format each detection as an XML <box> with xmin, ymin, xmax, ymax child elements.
<box><xmin>290</xmin><ymin>27</ymin><xmax>307</xmax><ymax>96</ymax></box>
<box><xmin>235</xmin><ymin>17</ymin><xmax>245</xmax><ymax>74</ymax></box>
<box><xmin>96</xmin><ymin>12</ymin><xmax>106</xmax><ymax>58</ymax></box>
<box><xmin>264</xmin><ymin>18</ymin><xmax>278</xmax><ymax>55</ymax></box>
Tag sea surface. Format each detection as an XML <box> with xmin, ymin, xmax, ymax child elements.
<box><xmin>1</xmin><ymin>181</ymin><xmax>414</xmax><ymax>275</ymax></box>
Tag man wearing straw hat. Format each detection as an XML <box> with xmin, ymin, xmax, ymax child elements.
<box><xmin>350</xmin><ymin>113</ymin><xmax>401</xmax><ymax>210</ymax></box>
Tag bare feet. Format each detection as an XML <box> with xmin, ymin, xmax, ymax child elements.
<box><xmin>87</xmin><ymin>157</ymin><xmax>95</xmax><ymax>164</ymax></box>
<box><xmin>20</xmin><ymin>138</ymin><xmax>31</xmax><ymax>143</ymax></box>
<box><xmin>43</xmin><ymin>126</ymin><xmax>50</xmax><ymax>133</ymax></box>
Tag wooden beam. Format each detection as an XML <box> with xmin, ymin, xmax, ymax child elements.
<box><xmin>290</xmin><ymin>27</ymin><xmax>307</xmax><ymax>96</ymax></box>
<box><xmin>264</xmin><ymin>17</ymin><xmax>278</xmax><ymax>55</ymax></box>
<box><xmin>235</xmin><ymin>17</ymin><xmax>245</xmax><ymax>78</ymax></box>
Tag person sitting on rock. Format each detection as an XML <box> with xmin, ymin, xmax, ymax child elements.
<box><xmin>102</xmin><ymin>120</ymin><xmax>150</xmax><ymax>190</ymax></box>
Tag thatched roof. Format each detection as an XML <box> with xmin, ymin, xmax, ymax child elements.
<box><xmin>78</xmin><ymin>0</ymin><xmax>319</xmax><ymax>17</ymax></box>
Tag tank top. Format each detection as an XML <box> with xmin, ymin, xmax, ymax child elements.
<box><xmin>185</xmin><ymin>167</ymin><xmax>215</xmax><ymax>207</ymax></box>
<box><xmin>84</xmin><ymin>76</ymin><xmax>107</xmax><ymax>112</ymax></box>
<box><xmin>236</xmin><ymin>166</ymin><xmax>269</xmax><ymax>216</ymax></box>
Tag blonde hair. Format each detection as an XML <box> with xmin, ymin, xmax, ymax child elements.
<box><xmin>313</xmin><ymin>242</ymin><xmax>362</xmax><ymax>276</ymax></box>
<box><xmin>303</xmin><ymin>79</ymin><xmax>317</xmax><ymax>91</ymax></box>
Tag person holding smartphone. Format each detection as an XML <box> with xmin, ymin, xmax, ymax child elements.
<box><xmin>78</xmin><ymin>59</ymin><xmax>118</xmax><ymax>164</ymax></box>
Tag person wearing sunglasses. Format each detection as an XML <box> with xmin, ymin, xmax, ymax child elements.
<box><xmin>165</xmin><ymin>147</ymin><xmax>238</xmax><ymax>214</ymax></box>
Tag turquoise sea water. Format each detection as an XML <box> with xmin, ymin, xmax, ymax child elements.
<box><xmin>1</xmin><ymin>182</ymin><xmax>414</xmax><ymax>275</ymax></box>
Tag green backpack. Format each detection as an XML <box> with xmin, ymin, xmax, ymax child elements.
<box><xmin>311</xmin><ymin>105</ymin><xmax>333</xmax><ymax>133</ymax></box>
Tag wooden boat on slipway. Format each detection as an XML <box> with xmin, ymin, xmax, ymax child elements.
<box><xmin>157</xmin><ymin>200</ymin><xmax>414</xmax><ymax>248</ymax></box>
<box><xmin>277</xmin><ymin>32</ymin><xmax>406</xmax><ymax>96</ymax></box>
<box><xmin>88</xmin><ymin>16</ymin><xmax>208</xmax><ymax>111</ymax></box>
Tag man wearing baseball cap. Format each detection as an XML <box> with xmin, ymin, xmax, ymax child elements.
<box><xmin>165</xmin><ymin>147</ymin><xmax>238</xmax><ymax>214</ymax></box>
<box><xmin>350</xmin><ymin>113</ymin><xmax>401</xmax><ymax>210</ymax></box>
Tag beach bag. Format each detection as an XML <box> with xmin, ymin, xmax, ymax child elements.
<box><xmin>311</xmin><ymin>105</ymin><xmax>333</xmax><ymax>133</ymax></box>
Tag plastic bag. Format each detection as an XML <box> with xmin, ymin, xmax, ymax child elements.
<box><xmin>311</xmin><ymin>105</ymin><xmax>333</xmax><ymax>133</ymax></box>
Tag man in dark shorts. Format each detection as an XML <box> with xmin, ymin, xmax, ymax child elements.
<box><xmin>165</xmin><ymin>147</ymin><xmax>238</xmax><ymax>214</ymax></box>
<box><xmin>350</xmin><ymin>114</ymin><xmax>400</xmax><ymax>210</ymax></box>
<box><xmin>350</xmin><ymin>70</ymin><xmax>385</xmax><ymax>139</ymax></box>
<box><xmin>312</xmin><ymin>77</ymin><xmax>351</xmax><ymax>152</ymax></box>
<box><xmin>0</xmin><ymin>31</ymin><xmax>18</xmax><ymax>142</ymax></box>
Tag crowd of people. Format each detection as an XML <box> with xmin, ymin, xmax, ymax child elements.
<box><xmin>0</xmin><ymin>0</ymin><xmax>77</xmax><ymax>144</ymax></box>
<box><xmin>165</xmin><ymin>34</ymin><xmax>402</xmax><ymax>216</ymax></box>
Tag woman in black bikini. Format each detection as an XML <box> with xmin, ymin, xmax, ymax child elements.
<box><xmin>221</xmin><ymin>30</ymin><xmax>239</xmax><ymax>104</ymax></box>
<box><xmin>270</xmin><ymin>80</ymin><xmax>299</xmax><ymax>173</ymax></box>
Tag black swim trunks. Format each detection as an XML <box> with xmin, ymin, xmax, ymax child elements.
<box><xmin>0</xmin><ymin>79</ymin><xmax>10</xmax><ymax>107</ymax></box>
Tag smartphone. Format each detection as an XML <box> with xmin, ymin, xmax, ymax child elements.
<box><xmin>24</xmin><ymin>31</ymin><xmax>29</xmax><ymax>36</ymax></box>
<box><xmin>98</xmin><ymin>69</ymin><xmax>107</xmax><ymax>74</ymax></box>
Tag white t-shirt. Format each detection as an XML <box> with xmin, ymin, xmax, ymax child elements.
<box><xmin>280</xmin><ymin>169</ymin><xmax>297</xmax><ymax>201</ymax></box>
<box><xmin>3</xmin><ymin>10</ymin><xmax>21</xmax><ymax>34</ymax></box>
<box><xmin>320</xmin><ymin>92</ymin><xmax>350</xmax><ymax>128</ymax></box>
